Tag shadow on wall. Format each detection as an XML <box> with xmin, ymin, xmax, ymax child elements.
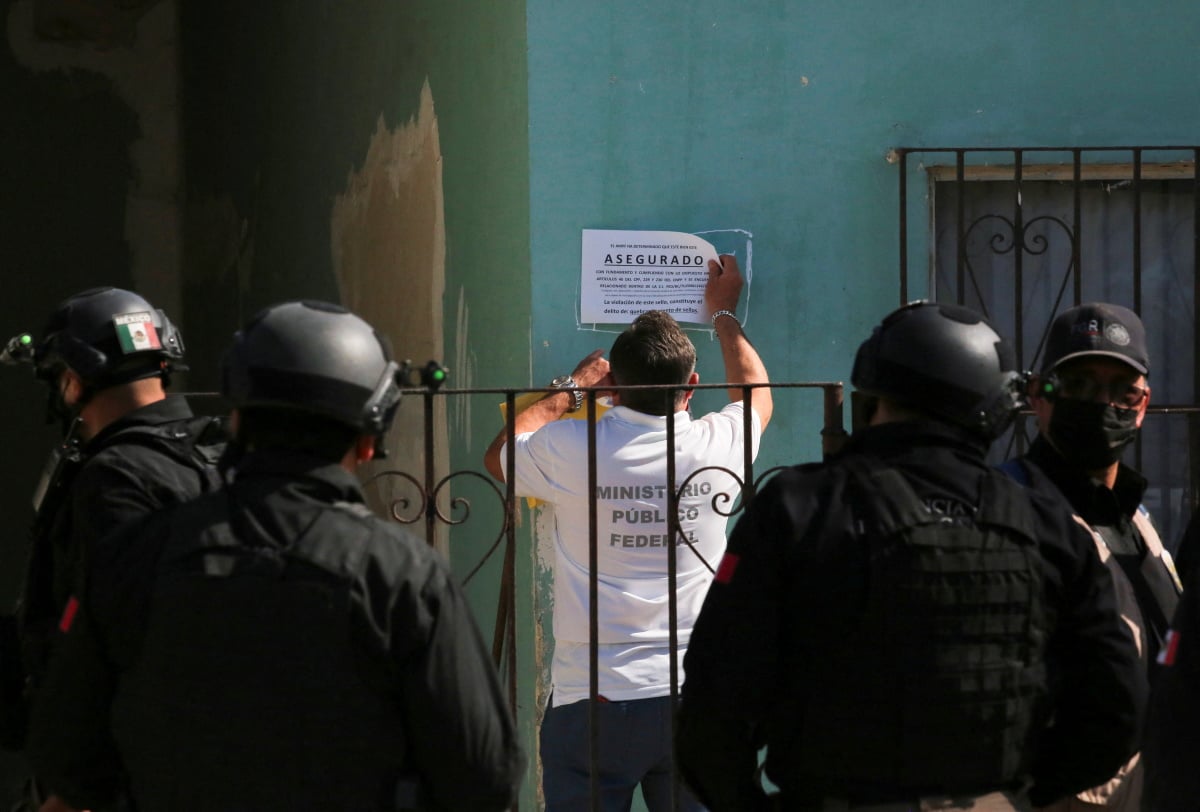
<box><xmin>29</xmin><ymin>0</ymin><xmax>166</xmax><ymax>49</ymax></box>
<box><xmin>1</xmin><ymin>0</ymin><xmax>159</xmax><ymax>807</ymax></box>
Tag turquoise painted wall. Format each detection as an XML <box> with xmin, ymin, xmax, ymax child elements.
<box><xmin>524</xmin><ymin>0</ymin><xmax>1200</xmax><ymax>473</ymax></box>
<box><xmin>517</xmin><ymin>9</ymin><xmax>1200</xmax><ymax>803</ymax></box>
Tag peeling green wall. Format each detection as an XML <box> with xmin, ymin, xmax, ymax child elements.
<box><xmin>178</xmin><ymin>1</ymin><xmax>537</xmax><ymax>805</ymax></box>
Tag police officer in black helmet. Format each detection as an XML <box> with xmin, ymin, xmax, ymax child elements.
<box><xmin>26</xmin><ymin>301</ymin><xmax>524</xmax><ymax>812</ymax></box>
<box><xmin>676</xmin><ymin>301</ymin><xmax>1146</xmax><ymax>811</ymax></box>
<box><xmin>0</xmin><ymin>288</ymin><xmax>223</xmax><ymax>763</ymax></box>
<box><xmin>1001</xmin><ymin>303</ymin><xmax>1177</xmax><ymax>812</ymax></box>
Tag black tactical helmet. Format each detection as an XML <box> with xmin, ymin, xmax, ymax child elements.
<box><xmin>34</xmin><ymin>287</ymin><xmax>185</xmax><ymax>387</ymax></box>
<box><xmin>851</xmin><ymin>301</ymin><xmax>1025</xmax><ymax>440</ymax></box>
<box><xmin>222</xmin><ymin>300</ymin><xmax>402</xmax><ymax>435</ymax></box>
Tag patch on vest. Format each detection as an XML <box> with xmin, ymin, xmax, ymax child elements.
<box><xmin>921</xmin><ymin>495</ymin><xmax>977</xmax><ymax>526</ymax></box>
<box><xmin>1158</xmin><ymin>629</ymin><xmax>1181</xmax><ymax>667</ymax></box>
<box><xmin>58</xmin><ymin>595</ymin><xmax>80</xmax><ymax>633</ymax></box>
<box><xmin>715</xmin><ymin>552</ymin><xmax>740</xmax><ymax>584</ymax></box>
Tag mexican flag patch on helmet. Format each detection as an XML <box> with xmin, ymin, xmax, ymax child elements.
<box><xmin>113</xmin><ymin>312</ymin><xmax>162</xmax><ymax>353</ymax></box>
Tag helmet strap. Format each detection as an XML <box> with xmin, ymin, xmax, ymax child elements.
<box><xmin>46</xmin><ymin>372</ymin><xmax>90</xmax><ymax>433</ymax></box>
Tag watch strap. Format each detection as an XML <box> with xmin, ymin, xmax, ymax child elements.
<box><xmin>550</xmin><ymin>375</ymin><xmax>584</xmax><ymax>412</ymax></box>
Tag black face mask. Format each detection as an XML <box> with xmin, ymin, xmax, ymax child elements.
<box><xmin>1048</xmin><ymin>397</ymin><xmax>1140</xmax><ymax>470</ymax></box>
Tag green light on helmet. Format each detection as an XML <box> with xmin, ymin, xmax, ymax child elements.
<box><xmin>420</xmin><ymin>360</ymin><xmax>448</xmax><ymax>390</ymax></box>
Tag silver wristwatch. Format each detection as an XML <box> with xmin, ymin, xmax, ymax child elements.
<box><xmin>550</xmin><ymin>374</ymin><xmax>584</xmax><ymax>412</ymax></box>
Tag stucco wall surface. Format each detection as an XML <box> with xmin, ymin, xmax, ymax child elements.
<box><xmin>524</xmin><ymin>0</ymin><xmax>1200</xmax><ymax>473</ymax></box>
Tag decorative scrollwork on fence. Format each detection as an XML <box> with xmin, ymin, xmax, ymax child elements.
<box><xmin>1021</xmin><ymin>214</ymin><xmax>1073</xmax><ymax>258</ymax></box>
<box><xmin>962</xmin><ymin>211</ymin><xmax>1074</xmax><ymax>259</ymax></box>
<box><xmin>365</xmin><ymin>467</ymin><xmax>512</xmax><ymax>587</ymax></box>
<box><xmin>669</xmin><ymin>464</ymin><xmax>754</xmax><ymax>575</ymax></box>
<box><xmin>362</xmin><ymin>469</ymin><xmax>427</xmax><ymax>524</ymax></box>
<box><xmin>676</xmin><ymin>465</ymin><xmax>744</xmax><ymax>518</ymax></box>
<box><xmin>427</xmin><ymin>469</ymin><xmax>497</xmax><ymax>526</ymax></box>
<box><xmin>962</xmin><ymin>213</ymin><xmax>1076</xmax><ymax>319</ymax></box>
<box><xmin>434</xmin><ymin>470</ymin><xmax>510</xmax><ymax>585</ymax></box>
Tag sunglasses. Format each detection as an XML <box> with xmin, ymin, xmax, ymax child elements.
<box><xmin>1041</xmin><ymin>372</ymin><xmax>1148</xmax><ymax>409</ymax></box>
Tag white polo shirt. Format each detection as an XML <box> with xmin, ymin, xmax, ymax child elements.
<box><xmin>505</xmin><ymin>401</ymin><xmax>762</xmax><ymax>705</ymax></box>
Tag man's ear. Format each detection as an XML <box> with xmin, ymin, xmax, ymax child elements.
<box><xmin>1135</xmin><ymin>384</ymin><xmax>1151</xmax><ymax>428</ymax></box>
<box><xmin>1027</xmin><ymin>376</ymin><xmax>1056</xmax><ymax>435</ymax></box>
<box><xmin>59</xmin><ymin>368</ymin><xmax>85</xmax><ymax>406</ymax></box>
<box><xmin>354</xmin><ymin>434</ymin><xmax>377</xmax><ymax>464</ymax></box>
<box><xmin>678</xmin><ymin>371</ymin><xmax>700</xmax><ymax>410</ymax></box>
<box><xmin>1027</xmin><ymin>375</ymin><xmax>1051</xmax><ymax>404</ymax></box>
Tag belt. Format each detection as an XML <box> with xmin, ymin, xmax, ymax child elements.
<box><xmin>820</xmin><ymin>801</ymin><xmax>916</xmax><ymax>812</ymax></box>
<box><xmin>819</xmin><ymin>791</ymin><xmax>1028</xmax><ymax>812</ymax></box>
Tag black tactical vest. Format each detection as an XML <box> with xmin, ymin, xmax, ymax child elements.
<box><xmin>794</xmin><ymin>459</ymin><xmax>1047</xmax><ymax>794</ymax></box>
<box><xmin>25</xmin><ymin>414</ymin><xmax>225</xmax><ymax>635</ymax></box>
<box><xmin>2</xmin><ymin>416</ymin><xmax>226</xmax><ymax>751</ymax></box>
<box><xmin>109</xmin><ymin>498</ymin><xmax>410</xmax><ymax>811</ymax></box>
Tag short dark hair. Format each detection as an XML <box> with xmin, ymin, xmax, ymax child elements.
<box><xmin>609</xmin><ymin>310</ymin><xmax>696</xmax><ymax>415</ymax></box>
<box><xmin>236</xmin><ymin>407</ymin><xmax>360</xmax><ymax>462</ymax></box>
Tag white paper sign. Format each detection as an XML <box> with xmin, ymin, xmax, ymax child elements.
<box><xmin>580</xmin><ymin>229</ymin><xmax>719</xmax><ymax>324</ymax></box>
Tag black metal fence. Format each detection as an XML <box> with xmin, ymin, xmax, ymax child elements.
<box><xmin>354</xmin><ymin>381</ymin><xmax>841</xmax><ymax>811</ymax></box>
<box><xmin>892</xmin><ymin>146</ymin><xmax>1200</xmax><ymax>548</ymax></box>
<box><xmin>187</xmin><ymin>379</ymin><xmax>845</xmax><ymax>811</ymax></box>
<box><xmin>357</xmin><ymin>380</ymin><xmax>843</xmax><ymax>698</ymax></box>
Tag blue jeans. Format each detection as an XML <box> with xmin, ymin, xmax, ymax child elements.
<box><xmin>541</xmin><ymin>696</ymin><xmax>706</xmax><ymax>812</ymax></box>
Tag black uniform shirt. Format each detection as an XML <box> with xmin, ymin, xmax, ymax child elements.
<box><xmin>27</xmin><ymin>449</ymin><xmax>524</xmax><ymax>812</ymax></box>
<box><xmin>676</xmin><ymin>420</ymin><xmax>1145</xmax><ymax>810</ymax></box>
<box><xmin>1023</xmin><ymin>435</ymin><xmax>1174</xmax><ymax>662</ymax></box>
<box><xmin>20</xmin><ymin>396</ymin><xmax>215</xmax><ymax>686</ymax></box>
<box><xmin>1144</xmin><ymin>558</ymin><xmax>1200</xmax><ymax>811</ymax></box>
<box><xmin>1024</xmin><ymin>435</ymin><xmax>1148</xmax><ymax>530</ymax></box>
<box><xmin>56</xmin><ymin>397</ymin><xmax>211</xmax><ymax>601</ymax></box>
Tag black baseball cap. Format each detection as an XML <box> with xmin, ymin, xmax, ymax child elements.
<box><xmin>1041</xmin><ymin>302</ymin><xmax>1149</xmax><ymax>376</ymax></box>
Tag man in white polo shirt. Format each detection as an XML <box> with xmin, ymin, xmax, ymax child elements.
<box><xmin>485</xmin><ymin>254</ymin><xmax>772</xmax><ymax>812</ymax></box>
